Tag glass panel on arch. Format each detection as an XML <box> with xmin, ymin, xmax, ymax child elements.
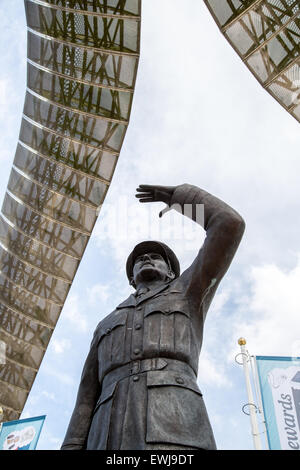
<box><xmin>0</xmin><ymin>407</ymin><xmax>20</xmax><ymax>423</ymax></box>
<box><xmin>20</xmin><ymin>111</ymin><xmax>124</xmax><ymax>156</ymax></box>
<box><xmin>0</xmin><ymin>383</ymin><xmax>28</xmax><ymax>413</ymax></box>
<box><xmin>0</xmin><ymin>362</ymin><xmax>36</xmax><ymax>391</ymax></box>
<box><xmin>0</xmin><ymin>275</ymin><xmax>60</xmax><ymax>327</ymax></box>
<box><xmin>14</xmin><ymin>145</ymin><xmax>108</xmax><ymax>207</ymax></box>
<box><xmin>0</xmin><ymin>245</ymin><xmax>70</xmax><ymax>304</ymax></box>
<box><xmin>1</xmin><ymin>193</ymin><xmax>89</xmax><ymax>258</ymax></box>
<box><xmin>1</xmin><ymin>330</ymin><xmax>43</xmax><ymax>371</ymax></box>
<box><xmin>8</xmin><ymin>168</ymin><xmax>97</xmax><ymax>233</ymax></box>
<box><xmin>28</xmin><ymin>31</ymin><xmax>138</xmax><ymax>89</ymax></box>
<box><xmin>37</xmin><ymin>0</ymin><xmax>140</xmax><ymax>17</ymax></box>
<box><xmin>0</xmin><ymin>217</ymin><xmax>79</xmax><ymax>281</ymax></box>
<box><xmin>25</xmin><ymin>1</ymin><xmax>140</xmax><ymax>54</ymax></box>
<box><xmin>27</xmin><ymin>65</ymin><xmax>131</xmax><ymax>121</ymax></box>
<box><xmin>225</xmin><ymin>2</ymin><xmax>300</xmax><ymax>58</ymax></box>
<box><xmin>0</xmin><ymin>303</ymin><xmax>52</xmax><ymax>349</ymax></box>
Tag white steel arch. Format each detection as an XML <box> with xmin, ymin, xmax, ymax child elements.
<box><xmin>0</xmin><ymin>0</ymin><xmax>141</xmax><ymax>422</ymax></box>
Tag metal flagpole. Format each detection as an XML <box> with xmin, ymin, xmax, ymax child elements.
<box><xmin>237</xmin><ymin>338</ymin><xmax>262</xmax><ymax>450</ymax></box>
<box><xmin>251</xmin><ymin>356</ymin><xmax>270</xmax><ymax>450</ymax></box>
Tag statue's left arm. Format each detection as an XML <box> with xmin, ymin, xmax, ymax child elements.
<box><xmin>60</xmin><ymin>329</ymin><xmax>100</xmax><ymax>449</ymax></box>
<box><xmin>136</xmin><ymin>183</ymin><xmax>245</xmax><ymax>314</ymax></box>
<box><xmin>169</xmin><ymin>184</ymin><xmax>245</xmax><ymax>312</ymax></box>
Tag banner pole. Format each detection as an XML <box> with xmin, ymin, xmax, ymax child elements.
<box><xmin>251</xmin><ymin>356</ymin><xmax>269</xmax><ymax>450</ymax></box>
<box><xmin>238</xmin><ymin>338</ymin><xmax>262</xmax><ymax>450</ymax></box>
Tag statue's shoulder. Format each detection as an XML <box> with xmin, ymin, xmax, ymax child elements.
<box><xmin>93</xmin><ymin>294</ymin><xmax>134</xmax><ymax>335</ymax></box>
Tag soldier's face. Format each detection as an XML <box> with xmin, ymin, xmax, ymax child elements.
<box><xmin>133</xmin><ymin>252</ymin><xmax>171</xmax><ymax>285</ymax></box>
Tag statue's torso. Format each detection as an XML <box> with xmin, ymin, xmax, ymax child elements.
<box><xmin>95</xmin><ymin>280</ymin><xmax>204</xmax><ymax>382</ymax></box>
<box><xmin>85</xmin><ymin>279</ymin><xmax>216</xmax><ymax>450</ymax></box>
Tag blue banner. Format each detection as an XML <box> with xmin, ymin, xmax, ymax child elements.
<box><xmin>256</xmin><ymin>356</ymin><xmax>300</xmax><ymax>450</ymax></box>
<box><xmin>0</xmin><ymin>415</ymin><xmax>46</xmax><ymax>450</ymax></box>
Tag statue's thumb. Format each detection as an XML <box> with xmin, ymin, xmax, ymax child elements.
<box><xmin>159</xmin><ymin>205</ymin><xmax>171</xmax><ymax>218</ymax></box>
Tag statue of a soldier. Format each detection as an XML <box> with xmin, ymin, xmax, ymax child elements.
<box><xmin>61</xmin><ymin>183</ymin><xmax>245</xmax><ymax>450</ymax></box>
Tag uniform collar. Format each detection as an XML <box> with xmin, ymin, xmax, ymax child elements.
<box><xmin>116</xmin><ymin>282</ymin><xmax>171</xmax><ymax>309</ymax></box>
<box><xmin>116</xmin><ymin>294</ymin><xmax>136</xmax><ymax>309</ymax></box>
<box><xmin>136</xmin><ymin>282</ymin><xmax>170</xmax><ymax>305</ymax></box>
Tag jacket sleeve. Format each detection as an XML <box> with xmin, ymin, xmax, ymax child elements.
<box><xmin>60</xmin><ymin>328</ymin><xmax>101</xmax><ymax>450</ymax></box>
<box><xmin>170</xmin><ymin>184</ymin><xmax>245</xmax><ymax>315</ymax></box>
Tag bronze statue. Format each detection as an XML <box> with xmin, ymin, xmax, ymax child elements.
<box><xmin>61</xmin><ymin>183</ymin><xmax>245</xmax><ymax>450</ymax></box>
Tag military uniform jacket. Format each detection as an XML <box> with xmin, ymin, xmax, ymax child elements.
<box><xmin>61</xmin><ymin>184</ymin><xmax>245</xmax><ymax>450</ymax></box>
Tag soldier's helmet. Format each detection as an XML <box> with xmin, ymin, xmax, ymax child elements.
<box><xmin>126</xmin><ymin>240</ymin><xmax>180</xmax><ymax>284</ymax></box>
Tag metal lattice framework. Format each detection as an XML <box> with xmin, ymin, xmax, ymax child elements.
<box><xmin>0</xmin><ymin>0</ymin><xmax>140</xmax><ymax>422</ymax></box>
<box><xmin>204</xmin><ymin>0</ymin><xmax>300</xmax><ymax>122</ymax></box>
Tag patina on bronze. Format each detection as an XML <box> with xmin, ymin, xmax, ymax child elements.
<box><xmin>61</xmin><ymin>183</ymin><xmax>245</xmax><ymax>450</ymax></box>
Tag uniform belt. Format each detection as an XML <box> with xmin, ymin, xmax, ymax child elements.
<box><xmin>102</xmin><ymin>357</ymin><xmax>196</xmax><ymax>389</ymax></box>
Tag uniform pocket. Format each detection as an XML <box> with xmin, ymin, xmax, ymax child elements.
<box><xmin>97</xmin><ymin>315</ymin><xmax>127</xmax><ymax>346</ymax></box>
<box><xmin>144</xmin><ymin>298</ymin><xmax>190</xmax><ymax>317</ymax></box>
<box><xmin>87</xmin><ymin>381</ymin><xmax>117</xmax><ymax>450</ymax></box>
<box><xmin>96</xmin><ymin>314</ymin><xmax>127</xmax><ymax>379</ymax></box>
<box><xmin>93</xmin><ymin>381</ymin><xmax>117</xmax><ymax>413</ymax></box>
<box><xmin>146</xmin><ymin>370</ymin><xmax>215</xmax><ymax>449</ymax></box>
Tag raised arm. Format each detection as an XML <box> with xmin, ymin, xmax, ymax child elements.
<box><xmin>136</xmin><ymin>183</ymin><xmax>245</xmax><ymax>312</ymax></box>
<box><xmin>61</xmin><ymin>331</ymin><xmax>100</xmax><ymax>450</ymax></box>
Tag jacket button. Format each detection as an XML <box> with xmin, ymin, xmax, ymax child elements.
<box><xmin>137</xmin><ymin>307</ymin><xmax>142</xmax><ymax>311</ymax></box>
<box><xmin>106</xmin><ymin>328</ymin><xmax>111</xmax><ymax>335</ymax></box>
<box><xmin>175</xmin><ymin>376</ymin><xmax>184</xmax><ymax>384</ymax></box>
<box><xmin>135</xmin><ymin>323</ymin><xmax>142</xmax><ymax>330</ymax></box>
<box><xmin>133</xmin><ymin>348</ymin><xmax>140</xmax><ymax>355</ymax></box>
<box><xmin>133</xmin><ymin>376</ymin><xmax>139</xmax><ymax>382</ymax></box>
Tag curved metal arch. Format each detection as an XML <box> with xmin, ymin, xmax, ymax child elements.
<box><xmin>204</xmin><ymin>0</ymin><xmax>300</xmax><ymax>123</ymax></box>
<box><xmin>0</xmin><ymin>0</ymin><xmax>141</xmax><ymax>422</ymax></box>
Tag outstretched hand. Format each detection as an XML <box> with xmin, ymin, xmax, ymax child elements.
<box><xmin>135</xmin><ymin>185</ymin><xmax>176</xmax><ymax>217</ymax></box>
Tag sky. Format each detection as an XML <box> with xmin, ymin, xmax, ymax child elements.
<box><xmin>1</xmin><ymin>0</ymin><xmax>300</xmax><ymax>451</ymax></box>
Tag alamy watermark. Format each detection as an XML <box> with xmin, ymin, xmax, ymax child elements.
<box><xmin>97</xmin><ymin>198</ymin><xmax>205</xmax><ymax>250</ymax></box>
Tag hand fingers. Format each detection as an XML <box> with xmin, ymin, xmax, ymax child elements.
<box><xmin>136</xmin><ymin>185</ymin><xmax>161</xmax><ymax>192</ymax></box>
<box><xmin>136</xmin><ymin>185</ymin><xmax>156</xmax><ymax>190</ymax></box>
<box><xmin>135</xmin><ymin>193</ymin><xmax>153</xmax><ymax>199</ymax></box>
<box><xmin>138</xmin><ymin>197</ymin><xmax>153</xmax><ymax>203</ymax></box>
<box><xmin>138</xmin><ymin>184</ymin><xmax>175</xmax><ymax>190</ymax></box>
<box><xmin>159</xmin><ymin>206</ymin><xmax>171</xmax><ymax>218</ymax></box>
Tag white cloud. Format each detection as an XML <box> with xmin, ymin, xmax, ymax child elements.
<box><xmin>208</xmin><ymin>286</ymin><xmax>232</xmax><ymax>318</ymax></box>
<box><xmin>62</xmin><ymin>294</ymin><xmax>88</xmax><ymax>333</ymax></box>
<box><xmin>51</xmin><ymin>338</ymin><xmax>71</xmax><ymax>355</ymax></box>
<box><xmin>87</xmin><ymin>283</ymin><xmax>110</xmax><ymax>306</ymax></box>
<box><xmin>198</xmin><ymin>352</ymin><xmax>233</xmax><ymax>388</ymax></box>
<box><xmin>230</xmin><ymin>255</ymin><xmax>300</xmax><ymax>358</ymax></box>
<box><xmin>0</xmin><ymin>79</ymin><xmax>8</xmax><ymax>107</ymax></box>
<box><xmin>37</xmin><ymin>432</ymin><xmax>62</xmax><ymax>450</ymax></box>
<box><xmin>21</xmin><ymin>410</ymin><xmax>32</xmax><ymax>420</ymax></box>
<box><xmin>42</xmin><ymin>364</ymin><xmax>75</xmax><ymax>386</ymax></box>
<box><xmin>41</xmin><ymin>390</ymin><xmax>56</xmax><ymax>401</ymax></box>
<box><xmin>26</xmin><ymin>395</ymin><xmax>39</xmax><ymax>406</ymax></box>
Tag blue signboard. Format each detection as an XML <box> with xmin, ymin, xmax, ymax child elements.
<box><xmin>0</xmin><ymin>415</ymin><xmax>46</xmax><ymax>450</ymax></box>
<box><xmin>256</xmin><ymin>356</ymin><xmax>300</xmax><ymax>450</ymax></box>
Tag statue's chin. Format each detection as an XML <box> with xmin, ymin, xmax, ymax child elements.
<box><xmin>137</xmin><ymin>266</ymin><xmax>163</xmax><ymax>283</ymax></box>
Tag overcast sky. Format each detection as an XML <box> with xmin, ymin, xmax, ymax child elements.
<box><xmin>1</xmin><ymin>0</ymin><xmax>300</xmax><ymax>450</ymax></box>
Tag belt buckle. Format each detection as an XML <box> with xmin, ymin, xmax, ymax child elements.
<box><xmin>131</xmin><ymin>360</ymin><xmax>141</xmax><ymax>375</ymax></box>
